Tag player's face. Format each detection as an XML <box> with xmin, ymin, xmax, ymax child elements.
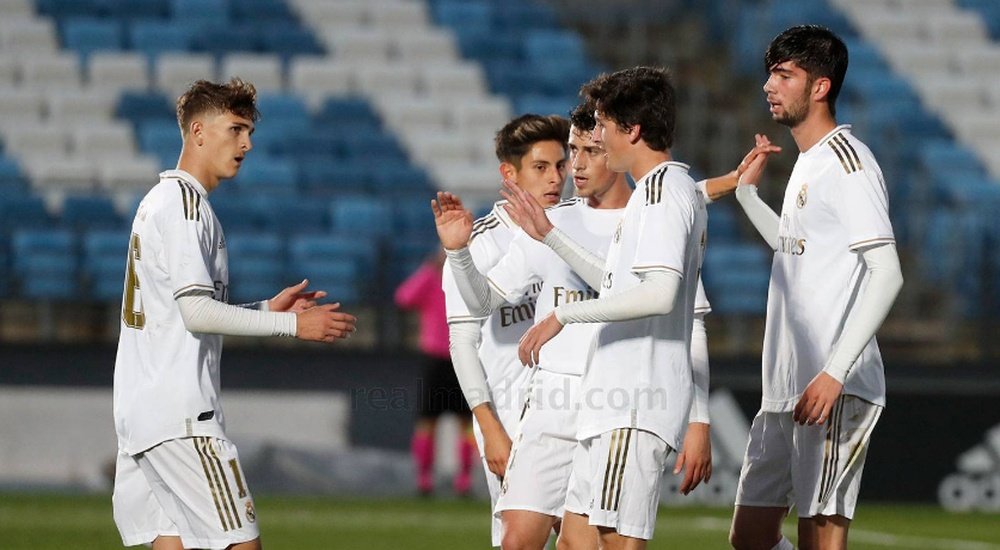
<box><xmin>764</xmin><ymin>60</ymin><xmax>811</xmax><ymax>128</ymax></box>
<box><xmin>511</xmin><ymin>140</ymin><xmax>567</xmax><ymax>207</ymax></box>
<box><xmin>593</xmin><ymin>111</ymin><xmax>630</xmax><ymax>173</ymax></box>
<box><xmin>568</xmin><ymin>126</ymin><xmax>616</xmax><ymax>199</ymax></box>
<box><xmin>201</xmin><ymin>111</ymin><xmax>254</xmax><ymax>181</ymax></box>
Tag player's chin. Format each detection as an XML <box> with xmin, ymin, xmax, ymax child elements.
<box><xmin>539</xmin><ymin>193</ymin><xmax>561</xmax><ymax>207</ymax></box>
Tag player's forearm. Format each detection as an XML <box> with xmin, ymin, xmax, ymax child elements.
<box><xmin>555</xmin><ymin>271</ymin><xmax>681</xmax><ymax>324</ymax></box>
<box><xmin>176</xmin><ymin>292</ymin><xmax>296</xmax><ymax>337</ymax></box>
<box><xmin>699</xmin><ymin>171</ymin><xmax>738</xmax><ymax>203</ymax></box>
<box><xmin>689</xmin><ymin>313</ymin><xmax>710</xmax><ymax>424</ymax></box>
<box><xmin>823</xmin><ymin>243</ymin><xmax>903</xmax><ymax>383</ymax></box>
<box><xmin>735</xmin><ymin>184</ymin><xmax>779</xmax><ymax>250</ymax></box>
<box><xmin>449</xmin><ymin>320</ymin><xmax>493</xmax><ymax>409</ymax></box>
<box><xmin>444</xmin><ymin>247</ymin><xmax>506</xmax><ymax>317</ymax></box>
<box><xmin>541</xmin><ymin>227</ymin><xmax>605</xmax><ymax>289</ymax></box>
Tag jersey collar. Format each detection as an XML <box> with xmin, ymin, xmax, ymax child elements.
<box><xmin>636</xmin><ymin>160</ymin><xmax>690</xmax><ymax>187</ymax></box>
<box><xmin>809</xmin><ymin>124</ymin><xmax>853</xmax><ymax>154</ymax></box>
<box><xmin>160</xmin><ymin>169</ymin><xmax>208</xmax><ymax>196</ymax></box>
<box><xmin>491</xmin><ymin>200</ymin><xmax>515</xmax><ymax>228</ymax></box>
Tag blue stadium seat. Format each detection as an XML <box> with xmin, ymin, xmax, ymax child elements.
<box><xmin>371</xmin><ymin>165</ymin><xmax>432</xmax><ymax>194</ymax></box>
<box><xmin>701</xmin><ymin>243</ymin><xmax>771</xmax><ymax>315</ymax></box>
<box><xmin>117</xmin><ymin>92</ymin><xmax>175</xmax><ymax>126</ymax></box>
<box><xmin>61</xmin><ymin>196</ymin><xmax>124</xmax><ymax>230</ymax></box>
<box><xmin>392</xmin><ymin>195</ymin><xmax>436</xmax><ymax>241</ymax></box>
<box><xmin>191</xmin><ymin>23</ymin><xmax>258</xmax><ymax>57</ymax></box>
<box><xmin>289</xmin><ymin>234</ymin><xmax>377</xmax><ymax>303</ymax></box>
<box><xmin>514</xmin><ymin>94</ymin><xmax>575</xmax><ymax>117</ymax></box>
<box><xmin>82</xmin><ymin>229</ymin><xmax>128</xmax><ymax>301</ymax></box>
<box><xmin>12</xmin><ymin>229</ymin><xmax>78</xmax><ymax>299</ymax></box>
<box><xmin>171</xmin><ymin>0</ymin><xmax>230</xmax><ymax>24</ymax></box>
<box><xmin>232</xmin><ymin>158</ymin><xmax>299</xmax><ymax>194</ymax></box>
<box><xmin>433</xmin><ymin>1</ymin><xmax>493</xmax><ymax>35</ymax></box>
<box><xmin>0</xmin><ymin>237</ymin><xmax>9</xmax><ymax>297</ymax></box>
<box><xmin>389</xmin><ymin>238</ymin><xmax>437</xmax><ymax>286</ymax></box>
<box><xmin>456</xmin><ymin>32</ymin><xmax>521</xmax><ymax>64</ymax></box>
<box><xmin>231</xmin><ymin>0</ymin><xmax>297</xmax><ymax>23</ymax></box>
<box><xmin>138</xmin><ymin>120</ymin><xmax>182</xmax><ymax>162</ymax></box>
<box><xmin>706</xmin><ymin>203</ymin><xmax>741</xmax><ymax>244</ymax></box>
<box><xmin>315</xmin><ymin>97</ymin><xmax>383</xmax><ymax>130</ymax></box>
<box><xmin>226</xmin><ymin>232</ymin><xmax>285</xmax><ymax>304</ymax></box>
<box><xmin>290</xmin><ymin>233</ymin><xmax>377</xmax><ymax>274</ymax></box>
<box><xmin>129</xmin><ymin>20</ymin><xmax>196</xmax><ymax>58</ymax></box>
<box><xmin>0</xmin><ymin>196</ymin><xmax>52</xmax><ymax>233</ymax></box>
<box><xmin>211</xmin><ymin>196</ymin><xmax>262</xmax><ymax>232</ymax></box>
<box><xmin>255</xmin><ymin>197</ymin><xmax>328</xmax><ymax>234</ymax></box>
<box><xmin>298</xmin><ymin>158</ymin><xmax>366</xmax><ymax>195</ymax></box>
<box><xmin>104</xmin><ymin>0</ymin><xmax>170</xmax><ymax>19</ymax></box>
<box><xmin>260</xmin><ymin>25</ymin><xmax>324</xmax><ymax>60</ymax></box>
<box><xmin>62</xmin><ymin>18</ymin><xmax>123</xmax><ymax>59</ymax></box>
<box><xmin>36</xmin><ymin>0</ymin><xmax>103</xmax><ymax>17</ymax></box>
<box><xmin>330</xmin><ymin>196</ymin><xmax>392</xmax><ymax>237</ymax></box>
<box><xmin>342</xmin><ymin>134</ymin><xmax>409</xmax><ymax>165</ymax></box>
<box><xmin>0</xmin><ymin>158</ymin><xmax>28</xmax><ymax>197</ymax></box>
<box><xmin>958</xmin><ymin>0</ymin><xmax>1000</xmax><ymax>39</ymax></box>
<box><xmin>493</xmin><ymin>3</ymin><xmax>560</xmax><ymax>32</ymax></box>
<box><xmin>257</xmin><ymin>93</ymin><xmax>312</xmax><ymax>132</ymax></box>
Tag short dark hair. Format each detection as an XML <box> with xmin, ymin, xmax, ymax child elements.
<box><xmin>569</xmin><ymin>101</ymin><xmax>596</xmax><ymax>132</ymax></box>
<box><xmin>765</xmin><ymin>25</ymin><xmax>848</xmax><ymax>115</ymax></box>
<box><xmin>494</xmin><ymin>114</ymin><xmax>570</xmax><ymax>167</ymax></box>
<box><xmin>176</xmin><ymin>78</ymin><xmax>260</xmax><ymax>136</ymax></box>
<box><xmin>580</xmin><ymin>66</ymin><xmax>675</xmax><ymax>152</ymax></box>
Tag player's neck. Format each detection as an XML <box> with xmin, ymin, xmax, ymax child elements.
<box><xmin>790</xmin><ymin>108</ymin><xmax>837</xmax><ymax>153</ymax></box>
<box><xmin>629</xmin><ymin>149</ymin><xmax>672</xmax><ymax>183</ymax></box>
<box><xmin>176</xmin><ymin>151</ymin><xmax>219</xmax><ymax>193</ymax></box>
<box><xmin>587</xmin><ymin>175</ymin><xmax>631</xmax><ymax>209</ymax></box>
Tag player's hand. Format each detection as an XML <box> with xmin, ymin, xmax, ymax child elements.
<box><xmin>483</xmin><ymin>426</ymin><xmax>513</xmax><ymax>478</ymax></box>
<box><xmin>793</xmin><ymin>372</ymin><xmax>844</xmax><ymax>425</ymax></box>
<box><xmin>500</xmin><ymin>179</ymin><xmax>553</xmax><ymax>241</ymax></box>
<box><xmin>517</xmin><ymin>312</ymin><xmax>563</xmax><ymax>367</ymax></box>
<box><xmin>737</xmin><ymin>134</ymin><xmax>781</xmax><ymax>187</ymax></box>
<box><xmin>674</xmin><ymin>422</ymin><xmax>712</xmax><ymax>495</ymax></box>
<box><xmin>431</xmin><ymin>191</ymin><xmax>474</xmax><ymax>250</ymax></box>
<box><xmin>295</xmin><ymin>303</ymin><xmax>357</xmax><ymax>342</ymax></box>
<box><xmin>268</xmin><ymin>278</ymin><xmax>327</xmax><ymax>313</ymax></box>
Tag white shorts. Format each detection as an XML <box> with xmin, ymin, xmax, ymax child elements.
<box><xmin>496</xmin><ymin>369</ymin><xmax>581</xmax><ymax>519</ymax></box>
<box><xmin>735</xmin><ymin>395</ymin><xmax>882</xmax><ymax>519</ymax></box>
<box><xmin>113</xmin><ymin>436</ymin><xmax>259</xmax><ymax>549</ymax></box>
<box><xmin>564</xmin><ymin>428</ymin><xmax>673</xmax><ymax>540</ymax></box>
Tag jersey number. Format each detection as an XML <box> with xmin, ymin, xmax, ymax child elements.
<box><xmin>122</xmin><ymin>233</ymin><xmax>145</xmax><ymax>329</ymax></box>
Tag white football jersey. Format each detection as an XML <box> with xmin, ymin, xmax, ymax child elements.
<box><xmin>114</xmin><ymin>170</ymin><xmax>230</xmax><ymax>456</ymax></box>
<box><xmin>486</xmin><ymin>199</ymin><xmax>622</xmax><ymax>376</ymax></box>
<box><xmin>762</xmin><ymin>125</ymin><xmax>894</xmax><ymax>412</ymax></box>
<box><xmin>443</xmin><ymin>201</ymin><xmax>537</xmax><ymax>414</ymax></box>
<box><xmin>577</xmin><ymin>161</ymin><xmax>708</xmax><ymax>451</ymax></box>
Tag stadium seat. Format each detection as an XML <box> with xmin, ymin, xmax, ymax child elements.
<box><xmin>11</xmin><ymin>229</ymin><xmax>78</xmax><ymax>299</ymax></box>
<box><xmin>226</xmin><ymin>231</ymin><xmax>286</xmax><ymax>304</ymax></box>
<box><xmin>154</xmin><ymin>53</ymin><xmax>217</xmax><ymax>98</ymax></box>
<box><xmin>128</xmin><ymin>20</ymin><xmax>196</xmax><ymax>59</ymax></box>
<box><xmin>171</xmin><ymin>0</ymin><xmax>229</xmax><ymax>24</ymax></box>
<box><xmin>61</xmin><ymin>18</ymin><xmax>124</xmax><ymax>60</ymax></box>
<box><xmin>230</xmin><ymin>0</ymin><xmax>297</xmax><ymax>24</ymax></box>
<box><xmin>231</xmin><ymin>158</ymin><xmax>299</xmax><ymax>195</ymax></box>
<box><xmin>211</xmin><ymin>197</ymin><xmax>262</xmax><ymax>233</ymax></box>
<box><xmin>116</xmin><ymin>92</ymin><xmax>175</xmax><ymax>126</ymax></box>
<box><xmin>47</xmin><ymin>90</ymin><xmax>118</xmax><ymax>124</ymax></box>
<box><xmin>287</xmin><ymin>58</ymin><xmax>355</xmax><ymax>107</ymax></box>
<box><xmin>297</xmin><ymin>158</ymin><xmax>366</xmax><ymax>195</ymax></box>
<box><xmin>104</xmin><ymin>0</ymin><xmax>170</xmax><ymax>19</ymax></box>
<box><xmin>315</xmin><ymin>97</ymin><xmax>382</xmax><ymax>130</ymax></box>
<box><xmin>61</xmin><ymin>196</ymin><xmax>124</xmax><ymax>231</ymax></box>
<box><xmin>81</xmin><ymin>229</ymin><xmax>129</xmax><ymax>301</ymax></box>
<box><xmin>190</xmin><ymin>23</ymin><xmax>259</xmax><ymax>58</ymax></box>
<box><xmin>255</xmin><ymin>197</ymin><xmax>329</xmax><ymax>235</ymax></box>
<box><xmin>260</xmin><ymin>25</ymin><xmax>325</xmax><ymax>61</ymax></box>
<box><xmin>219</xmin><ymin>54</ymin><xmax>283</xmax><ymax>92</ymax></box>
<box><xmin>0</xmin><ymin>89</ymin><xmax>46</xmax><ymax>125</ymax></box>
<box><xmin>330</xmin><ymin>195</ymin><xmax>392</xmax><ymax>237</ymax></box>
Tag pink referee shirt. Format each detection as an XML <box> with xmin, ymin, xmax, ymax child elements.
<box><xmin>394</xmin><ymin>260</ymin><xmax>451</xmax><ymax>359</ymax></box>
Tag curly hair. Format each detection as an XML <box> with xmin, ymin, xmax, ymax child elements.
<box><xmin>494</xmin><ymin>114</ymin><xmax>570</xmax><ymax>167</ymax></box>
<box><xmin>176</xmin><ymin>78</ymin><xmax>260</xmax><ymax>135</ymax></box>
<box><xmin>580</xmin><ymin>66</ymin><xmax>675</xmax><ymax>152</ymax></box>
<box><xmin>569</xmin><ymin>100</ymin><xmax>596</xmax><ymax>132</ymax></box>
<box><xmin>765</xmin><ymin>25</ymin><xmax>848</xmax><ymax>115</ymax></box>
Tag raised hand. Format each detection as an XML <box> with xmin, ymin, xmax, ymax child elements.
<box><xmin>500</xmin><ymin>180</ymin><xmax>553</xmax><ymax>241</ymax></box>
<box><xmin>738</xmin><ymin>134</ymin><xmax>781</xmax><ymax>187</ymax></box>
<box><xmin>269</xmin><ymin>278</ymin><xmax>327</xmax><ymax>313</ymax></box>
<box><xmin>431</xmin><ymin>191</ymin><xmax>474</xmax><ymax>250</ymax></box>
<box><xmin>295</xmin><ymin>303</ymin><xmax>357</xmax><ymax>343</ymax></box>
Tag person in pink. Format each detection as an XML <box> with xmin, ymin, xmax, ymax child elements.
<box><xmin>395</xmin><ymin>250</ymin><xmax>475</xmax><ymax>496</ymax></box>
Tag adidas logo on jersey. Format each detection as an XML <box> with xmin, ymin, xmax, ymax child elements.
<box><xmin>938</xmin><ymin>423</ymin><xmax>1000</xmax><ymax>512</ymax></box>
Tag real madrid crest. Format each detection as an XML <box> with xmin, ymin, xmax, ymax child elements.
<box><xmin>245</xmin><ymin>501</ymin><xmax>257</xmax><ymax>523</ymax></box>
<box><xmin>796</xmin><ymin>183</ymin><xmax>808</xmax><ymax>209</ymax></box>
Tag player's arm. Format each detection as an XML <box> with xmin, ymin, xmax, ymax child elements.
<box><xmin>698</xmin><ymin>137</ymin><xmax>782</xmax><ymax>203</ymax></box>
<box><xmin>444</xmin><ymin>248</ymin><xmax>507</xmax><ymax>317</ymax></box>
<box><xmin>501</xmin><ymin>180</ymin><xmax>605</xmax><ymax>289</ymax></box>
<box><xmin>449</xmin><ymin>320</ymin><xmax>511</xmax><ymax>477</ymax></box>
<box><xmin>794</xmin><ymin>243</ymin><xmax>903</xmax><ymax>424</ymax></box>
<box><xmin>734</xmin><ymin>134</ymin><xmax>781</xmax><ymax>250</ymax></box>
<box><xmin>674</xmin><ymin>312</ymin><xmax>712</xmax><ymax>494</ymax></box>
<box><xmin>176</xmin><ymin>291</ymin><xmax>355</xmax><ymax>341</ymax></box>
<box><xmin>518</xmin><ymin>271</ymin><xmax>680</xmax><ymax>366</ymax></box>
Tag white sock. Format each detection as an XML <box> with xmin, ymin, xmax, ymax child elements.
<box><xmin>771</xmin><ymin>537</ymin><xmax>794</xmax><ymax>550</ymax></box>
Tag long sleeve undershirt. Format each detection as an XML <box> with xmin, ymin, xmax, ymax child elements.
<box><xmin>823</xmin><ymin>243</ymin><xmax>903</xmax><ymax>383</ymax></box>
<box><xmin>448</xmin><ymin>320</ymin><xmax>492</xmax><ymax>409</ymax></box>
<box><xmin>176</xmin><ymin>292</ymin><xmax>296</xmax><ymax>337</ymax></box>
<box><xmin>735</xmin><ymin>183</ymin><xmax>779</xmax><ymax>251</ymax></box>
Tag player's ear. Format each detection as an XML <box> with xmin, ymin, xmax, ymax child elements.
<box><xmin>189</xmin><ymin>120</ymin><xmax>204</xmax><ymax>146</ymax></box>
<box><xmin>499</xmin><ymin>162</ymin><xmax>517</xmax><ymax>184</ymax></box>
<box><xmin>627</xmin><ymin>123</ymin><xmax>642</xmax><ymax>145</ymax></box>
<box><xmin>812</xmin><ymin>76</ymin><xmax>832</xmax><ymax>103</ymax></box>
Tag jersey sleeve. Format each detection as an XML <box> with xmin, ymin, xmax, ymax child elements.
<box><xmin>158</xmin><ymin>184</ymin><xmax>217</xmax><ymax>299</ymax></box>
<box><xmin>485</xmin><ymin>232</ymin><xmax>541</xmax><ymax>305</ymax></box>
<box><xmin>831</xmin><ymin>166</ymin><xmax>895</xmax><ymax>251</ymax></box>
<box><xmin>443</xmin><ymin>235</ymin><xmax>499</xmax><ymax>322</ymax></box>
<box><xmin>632</xmin><ymin>176</ymin><xmax>695</xmax><ymax>278</ymax></box>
